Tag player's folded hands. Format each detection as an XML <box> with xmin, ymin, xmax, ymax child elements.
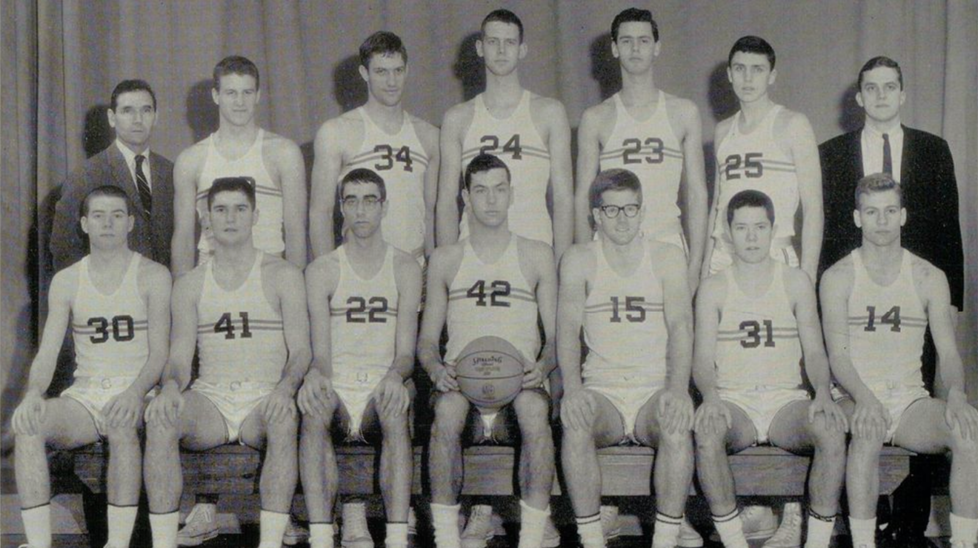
<box><xmin>263</xmin><ymin>386</ymin><xmax>297</xmax><ymax>424</ymax></box>
<box><xmin>945</xmin><ymin>390</ymin><xmax>978</xmax><ymax>441</ymax></box>
<box><xmin>373</xmin><ymin>373</ymin><xmax>409</xmax><ymax>418</ymax></box>
<box><xmin>694</xmin><ymin>398</ymin><xmax>731</xmax><ymax>435</ymax></box>
<box><xmin>851</xmin><ymin>397</ymin><xmax>889</xmax><ymax>441</ymax></box>
<box><xmin>103</xmin><ymin>388</ymin><xmax>144</xmax><ymax>428</ymax></box>
<box><xmin>431</xmin><ymin>363</ymin><xmax>459</xmax><ymax>393</ymax></box>
<box><xmin>12</xmin><ymin>390</ymin><xmax>46</xmax><ymax>436</ymax></box>
<box><xmin>145</xmin><ymin>382</ymin><xmax>184</xmax><ymax>428</ymax></box>
<box><xmin>297</xmin><ymin>369</ymin><xmax>333</xmax><ymax>417</ymax></box>
<box><xmin>808</xmin><ymin>393</ymin><xmax>848</xmax><ymax>433</ymax></box>
<box><xmin>658</xmin><ymin>389</ymin><xmax>694</xmax><ymax>434</ymax></box>
<box><xmin>521</xmin><ymin>354</ymin><xmax>544</xmax><ymax>389</ymax></box>
<box><xmin>560</xmin><ymin>388</ymin><xmax>596</xmax><ymax>432</ymax></box>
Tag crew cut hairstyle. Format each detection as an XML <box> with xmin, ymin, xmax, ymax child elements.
<box><xmin>611</xmin><ymin>7</ymin><xmax>659</xmax><ymax>43</ymax></box>
<box><xmin>857</xmin><ymin>56</ymin><xmax>903</xmax><ymax>90</ymax></box>
<box><xmin>726</xmin><ymin>189</ymin><xmax>775</xmax><ymax>226</ymax></box>
<box><xmin>340</xmin><ymin>168</ymin><xmax>387</xmax><ymax>202</ymax></box>
<box><xmin>481</xmin><ymin>9</ymin><xmax>524</xmax><ymax>43</ymax></box>
<box><xmin>207</xmin><ymin>177</ymin><xmax>257</xmax><ymax>210</ymax></box>
<box><xmin>359</xmin><ymin>31</ymin><xmax>408</xmax><ymax>68</ymax></box>
<box><xmin>81</xmin><ymin>185</ymin><xmax>133</xmax><ymax>217</ymax></box>
<box><xmin>213</xmin><ymin>55</ymin><xmax>260</xmax><ymax>90</ymax></box>
<box><xmin>589</xmin><ymin>168</ymin><xmax>642</xmax><ymax>211</ymax></box>
<box><xmin>728</xmin><ymin>35</ymin><xmax>776</xmax><ymax>69</ymax></box>
<box><xmin>855</xmin><ymin>172</ymin><xmax>903</xmax><ymax>209</ymax></box>
<box><xmin>464</xmin><ymin>153</ymin><xmax>511</xmax><ymax>190</ymax></box>
<box><xmin>110</xmin><ymin>79</ymin><xmax>157</xmax><ymax>111</ymax></box>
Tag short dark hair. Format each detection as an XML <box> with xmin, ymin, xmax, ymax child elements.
<box><xmin>82</xmin><ymin>185</ymin><xmax>132</xmax><ymax>217</ymax></box>
<box><xmin>110</xmin><ymin>79</ymin><xmax>157</xmax><ymax>111</ymax></box>
<box><xmin>207</xmin><ymin>177</ymin><xmax>257</xmax><ymax>210</ymax></box>
<box><xmin>213</xmin><ymin>55</ymin><xmax>260</xmax><ymax>90</ymax></box>
<box><xmin>481</xmin><ymin>9</ymin><xmax>524</xmax><ymax>43</ymax></box>
<box><xmin>611</xmin><ymin>8</ymin><xmax>658</xmax><ymax>43</ymax></box>
<box><xmin>855</xmin><ymin>172</ymin><xmax>903</xmax><ymax>208</ymax></box>
<box><xmin>359</xmin><ymin>31</ymin><xmax>408</xmax><ymax>68</ymax></box>
<box><xmin>858</xmin><ymin>56</ymin><xmax>903</xmax><ymax>90</ymax></box>
<box><xmin>726</xmin><ymin>190</ymin><xmax>775</xmax><ymax>226</ymax></box>
<box><xmin>464</xmin><ymin>153</ymin><xmax>511</xmax><ymax>190</ymax></box>
<box><xmin>728</xmin><ymin>35</ymin><xmax>776</xmax><ymax>69</ymax></box>
<box><xmin>589</xmin><ymin>169</ymin><xmax>642</xmax><ymax>211</ymax></box>
<box><xmin>340</xmin><ymin>168</ymin><xmax>387</xmax><ymax>202</ymax></box>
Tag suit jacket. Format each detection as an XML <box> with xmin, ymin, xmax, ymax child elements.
<box><xmin>819</xmin><ymin>126</ymin><xmax>964</xmax><ymax>310</ymax></box>
<box><xmin>51</xmin><ymin>144</ymin><xmax>175</xmax><ymax>272</ymax></box>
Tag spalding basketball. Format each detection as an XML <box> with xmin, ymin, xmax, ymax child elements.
<box><xmin>456</xmin><ymin>336</ymin><xmax>524</xmax><ymax>410</ymax></box>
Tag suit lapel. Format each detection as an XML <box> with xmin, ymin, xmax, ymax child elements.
<box><xmin>899</xmin><ymin>125</ymin><xmax>914</xmax><ymax>185</ymax></box>
<box><xmin>850</xmin><ymin>129</ymin><xmax>864</xmax><ymax>179</ymax></box>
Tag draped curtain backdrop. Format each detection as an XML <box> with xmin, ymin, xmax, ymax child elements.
<box><xmin>3</xmin><ymin>0</ymin><xmax>977</xmax><ymax>439</ymax></box>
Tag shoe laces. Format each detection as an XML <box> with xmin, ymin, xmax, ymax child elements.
<box><xmin>186</xmin><ymin>504</ymin><xmax>215</xmax><ymax>524</ymax></box>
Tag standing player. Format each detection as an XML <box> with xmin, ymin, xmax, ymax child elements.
<box><xmin>13</xmin><ymin>186</ymin><xmax>171</xmax><ymax>548</ymax></box>
<box><xmin>171</xmin><ymin>55</ymin><xmax>307</xmax><ymax>275</ymax></box>
<box><xmin>820</xmin><ymin>174</ymin><xmax>978</xmax><ymax>548</ymax></box>
<box><xmin>559</xmin><ymin>169</ymin><xmax>695</xmax><ymax>548</ymax></box>
<box><xmin>575</xmin><ymin>8</ymin><xmax>708</xmax><ymax>291</ymax></box>
<box><xmin>436</xmin><ymin>9</ymin><xmax>573</xmax><ymax>259</ymax></box>
<box><xmin>703</xmin><ymin>36</ymin><xmax>822</xmax><ymax>284</ymax></box>
<box><xmin>421</xmin><ymin>154</ymin><xmax>557</xmax><ymax>548</ymax></box>
<box><xmin>309</xmin><ymin>31</ymin><xmax>440</xmax><ymax>261</ymax></box>
<box><xmin>298</xmin><ymin>168</ymin><xmax>423</xmax><ymax>548</ymax></box>
<box><xmin>144</xmin><ymin>178</ymin><xmax>311</xmax><ymax>548</ymax></box>
<box><xmin>693</xmin><ymin>190</ymin><xmax>847</xmax><ymax>548</ymax></box>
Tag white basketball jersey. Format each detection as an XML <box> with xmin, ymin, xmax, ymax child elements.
<box><xmin>71</xmin><ymin>253</ymin><xmax>149</xmax><ymax>378</ymax></box>
<box><xmin>196</xmin><ymin>252</ymin><xmax>287</xmax><ymax>383</ymax></box>
<box><xmin>715</xmin><ymin>262</ymin><xmax>803</xmax><ymax>389</ymax></box>
<box><xmin>445</xmin><ymin>235</ymin><xmax>540</xmax><ymax>365</ymax></box>
<box><xmin>329</xmin><ymin>245</ymin><xmax>399</xmax><ymax>389</ymax></box>
<box><xmin>599</xmin><ymin>91</ymin><xmax>685</xmax><ymax>239</ymax></box>
<box><xmin>197</xmin><ymin>129</ymin><xmax>285</xmax><ymax>256</ymax></box>
<box><xmin>847</xmin><ymin>249</ymin><xmax>926</xmax><ymax>388</ymax></box>
<box><xmin>713</xmin><ymin>105</ymin><xmax>799</xmax><ymax>242</ymax></box>
<box><xmin>460</xmin><ymin>91</ymin><xmax>553</xmax><ymax>245</ymax></box>
<box><xmin>582</xmin><ymin>238</ymin><xmax>669</xmax><ymax>386</ymax></box>
<box><xmin>340</xmin><ymin>109</ymin><xmax>429</xmax><ymax>258</ymax></box>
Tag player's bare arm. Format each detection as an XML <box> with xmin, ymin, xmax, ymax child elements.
<box><xmin>573</xmin><ymin>105</ymin><xmax>607</xmax><ymax>243</ymax></box>
<box><xmin>296</xmin><ymin>254</ymin><xmax>339</xmax><ymax>418</ymax></box>
<box><xmin>533</xmin><ymin>97</ymin><xmax>573</xmax><ymax>259</ymax></box>
<box><xmin>372</xmin><ymin>251</ymin><xmax>423</xmax><ymax>418</ymax></box>
<box><xmin>170</xmin><ymin>143</ymin><xmax>207</xmax><ymax>276</ymax></box>
<box><xmin>418</xmin><ymin>245</ymin><xmax>462</xmax><ymax>392</ymax></box>
<box><xmin>691</xmin><ymin>274</ymin><xmax>731</xmax><ymax>435</ymax></box>
<box><xmin>701</xmin><ymin>119</ymin><xmax>733</xmax><ymax>279</ymax></box>
<box><xmin>556</xmin><ymin>243</ymin><xmax>597</xmax><ymax>431</ymax></box>
<box><xmin>435</xmin><ymin>103</ymin><xmax>474</xmax><ymax>246</ymax></box>
<box><xmin>265</xmin><ymin>132</ymin><xmax>308</xmax><ymax>268</ymax></box>
<box><xmin>651</xmin><ymin>242</ymin><xmax>695</xmax><ymax>433</ymax></box>
<box><xmin>11</xmin><ymin>267</ymin><xmax>76</xmax><ymax>435</ymax></box>
<box><xmin>519</xmin><ymin>237</ymin><xmax>558</xmax><ymax>387</ymax></box>
<box><xmin>414</xmin><ymin>117</ymin><xmax>441</xmax><ymax>257</ymax></box>
<box><xmin>672</xmin><ymin>98</ymin><xmax>709</xmax><ymax>290</ymax></box>
<box><xmin>310</xmin><ymin>116</ymin><xmax>362</xmax><ymax>257</ymax></box>
<box><xmin>779</xmin><ymin>110</ymin><xmax>823</xmax><ymax>281</ymax></box>
<box><xmin>264</xmin><ymin>258</ymin><xmax>312</xmax><ymax>424</ymax></box>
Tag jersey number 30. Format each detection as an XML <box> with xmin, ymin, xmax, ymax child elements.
<box><xmin>87</xmin><ymin>315</ymin><xmax>135</xmax><ymax>344</ymax></box>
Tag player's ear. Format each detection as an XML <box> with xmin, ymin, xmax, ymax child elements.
<box><xmin>768</xmin><ymin>68</ymin><xmax>778</xmax><ymax>86</ymax></box>
<box><xmin>461</xmin><ymin>188</ymin><xmax>470</xmax><ymax>209</ymax></box>
<box><xmin>127</xmin><ymin>214</ymin><xmax>135</xmax><ymax>233</ymax></box>
<box><xmin>726</xmin><ymin>66</ymin><xmax>733</xmax><ymax>84</ymax></box>
<box><xmin>476</xmin><ymin>39</ymin><xmax>485</xmax><ymax>59</ymax></box>
<box><xmin>611</xmin><ymin>39</ymin><xmax>620</xmax><ymax>59</ymax></box>
<box><xmin>211</xmin><ymin>86</ymin><xmax>220</xmax><ymax>106</ymax></box>
<box><xmin>853</xmin><ymin>209</ymin><xmax>862</xmax><ymax>229</ymax></box>
<box><xmin>107</xmin><ymin>108</ymin><xmax>117</xmax><ymax>129</ymax></box>
<box><xmin>518</xmin><ymin>42</ymin><xmax>527</xmax><ymax>60</ymax></box>
<box><xmin>252</xmin><ymin>207</ymin><xmax>260</xmax><ymax>225</ymax></box>
<box><xmin>255</xmin><ymin>88</ymin><xmax>261</xmax><ymax>105</ymax></box>
<box><xmin>898</xmin><ymin>89</ymin><xmax>906</xmax><ymax>108</ymax></box>
<box><xmin>899</xmin><ymin>207</ymin><xmax>907</xmax><ymax>226</ymax></box>
<box><xmin>653</xmin><ymin>39</ymin><xmax>662</xmax><ymax>57</ymax></box>
<box><xmin>381</xmin><ymin>197</ymin><xmax>389</xmax><ymax>219</ymax></box>
<box><xmin>855</xmin><ymin>89</ymin><xmax>864</xmax><ymax>109</ymax></box>
<box><xmin>358</xmin><ymin>64</ymin><xmax>369</xmax><ymax>83</ymax></box>
<box><xmin>80</xmin><ymin>215</ymin><xmax>90</xmax><ymax>235</ymax></box>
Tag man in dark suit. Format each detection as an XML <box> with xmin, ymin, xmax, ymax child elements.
<box><xmin>819</xmin><ymin>56</ymin><xmax>964</xmax><ymax>548</ymax></box>
<box><xmin>51</xmin><ymin>79</ymin><xmax>174</xmax><ymax>272</ymax></box>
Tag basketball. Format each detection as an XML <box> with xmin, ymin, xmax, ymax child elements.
<box><xmin>456</xmin><ymin>336</ymin><xmax>525</xmax><ymax>410</ymax></box>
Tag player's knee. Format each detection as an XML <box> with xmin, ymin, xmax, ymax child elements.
<box><xmin>14</xmin><ymin>431</ymin><xmax>47</xmax><ymax>451</ymax></box>
<box><xmin>809</xmin><ymin>419</ymin><xmax>846</xmax><ymax>451</ymax></box>
<box><xmin>103</xmin><ymin>424</ymin><xmax>139</xmax><ymax>447</ymax></box>
<box><xmin>145</xmin><ymin>420</ymin><xmax>179</xmax><ymax>446</ymax></box>
<box><xmin>433</xmin><ymin>393</ymin><xmax>469</xmax><ymax>425</ymax></box>
<box><xmin>266</xmin><ymin>414</ymin><xmax>299</xmax><ymax>444</ymax></box>
<box><xmin>379</xmin><ymin>410</ymin><xmax>409</xmax><ymax>438</ymax></box>
<box><xmin>512</xmin><ymin>390</ymin><xmax>549</xmax><ymax>420</ymax></box>
<box><xmin>658</xmin><ymin>426</ymin><xmax>692</xmax><ymax>449</ymax></box>
<box><xmin>693</xmin><ymin>425</ymin><xmax>726</xmax><ymax>451</ymax></box>
<box><xmin>300</xmin><ymin>413</ymin><xmax>330</xmax><ymax>438</ymax></box>
<box><xmin>848</xmin><ymin>435</ymin><xmax>883</xmax><ymax>458</ymax></box>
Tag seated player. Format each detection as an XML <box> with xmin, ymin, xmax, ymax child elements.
<box><xmin>298</xmin><ymin>168</ymin><xmax>422</xmax><ymax>548</ymax></box>
<box><xmin>13</xmin><ymin>186</ymin><xmax>171</xmax><ymax>548</ymax></box>
<box><xmin>820</xmin><ymin>173</ymin><xmax>978</xmax><ymax>548</ymax></box>
<box><xmin>558</xmin><ymin>169</ymin><xmax>695</xmax><ymax>548</ymax></box>
<box><xmin>419</xmin><ymin>153</ymin><xmax>557</xmax><ymax>548</ymax></box>
<box><xmin>144</xmin><ymin>177</ymin><xmax>311</xmax><ymax>548</ymax></box>
<box><xmin>693</xmin><ymin>190</ymin><xmax>846</xmax><ymax>548</ymax></box>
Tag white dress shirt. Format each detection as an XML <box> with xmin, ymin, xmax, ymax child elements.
<box><xmin>860</xmin><ymin>125</ymin><xmax>903</xmax><ymax>183</ymax></box>
<box><xmin>115</xmin><ymin>140</ymin><xmax>152</xmax><ymax>190</ymax></box>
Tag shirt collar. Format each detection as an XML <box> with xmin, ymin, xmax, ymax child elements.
<box><xmin>115</xmin><ymin>139</ymin><xmax>150</xmax><ymax>168</ymax></box>
<box><xmin>863</xmin><ymin>123</ymin><xmax>903</xmax><ymax>141</ymax></box>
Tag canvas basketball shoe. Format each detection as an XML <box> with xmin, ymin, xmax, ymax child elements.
<box><xmin>177</xmin><ymin>503</ymin><xmax>219</xmax><ymax>546</ymax></box>
<box><xmin>342</xmin><ymin>502</ymin><xmax>374</xmax><ymax>548</ymax></box>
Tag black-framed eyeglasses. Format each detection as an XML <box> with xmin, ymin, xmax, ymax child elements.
<box><xmin>341</xmin><ymin>196</ymin><xmax>384</xmax><ymax>211</ymax></box>
<box><xmin>599</xmin><ymin>204</ymin><xmax>641</xmax><ymax>218</ymax></box>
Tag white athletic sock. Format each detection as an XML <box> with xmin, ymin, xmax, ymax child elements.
<box><xmin>430</xmin><ymin>503</ymin><xmax>461</xmax><ymax>548</ymax></box>
<box><xmin>258</xmin><ymin>509</ymin><xmax>290</xmax><ymax>548</ymax></box>
<box><xmin>309</xmin><ymin>522</ymin><xmax>334</xmax><ymax>548</ymax></box>
<box><xmin>386</xmin><ymin>522</ymin><xmax>409</xmax><ymax>547</ymax></box>
<box><xmin>149</xmin><ymin>511</ymin><xmax>180</xmax><ymax>548</ymax></box>
<box><xmin>950</xmin><ymin>513</ymin><xmax>978</xmax><ymax>546</ymax></box>
<box><xmin>517</xmin><ymin>500</ymin><xmax>550</xmax><ymax>548</ymax></box>
<box><xmin>804</xmin><ymin>512</ymin><xmax>836</xmax><ymax>548</ymax></box>
<box><xmin>652</xmin><ymin>511</ymin><xmax>682</xmax><ymax>548</ymax></box>
<box><xmin>575</xmin><ymin>513</ymin><xmax>604</xmax><ymax>548</ymax></box>
<box><xmin>106</xmin><ymin>504</ymin><xmax>138</xmax><ymax>547</ymax></box>
<box><xmin>848</xmin><ymin>516</ymin><xmax>876</xmax><ymax>548</ymax></box>
<box><xmin>21</xmin><ymin>504</ymin><xmax>52</xmax><ymax>548</ymax></box>
<box><xmin>713</xmin><ymin>508</ymin><xmax>749</xmax><ymax>548</ymax></box>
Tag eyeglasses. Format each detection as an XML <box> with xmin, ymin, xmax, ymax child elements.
<box><xmin>341</xmin><ymin>196</ymin><xmax>384</xmax><ymax>211</ymax></box>
<box><xmin>598</xmin><ymin>204</ymin><xmax>641</xmax><ymax>218</ymax></box>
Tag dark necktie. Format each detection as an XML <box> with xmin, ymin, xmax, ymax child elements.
<box><xmin>882</xmin><ymin>133</ymin><xmax>892</xmax><ymax>175</ymax></box>
<box><xmin>135</xmin><ymin>154</ymin><xmax>153</xmax><ymax>217</ymax></box>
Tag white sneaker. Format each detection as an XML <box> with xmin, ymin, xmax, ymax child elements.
<box><xmin>678</xmin><ymin>516</ymin><xmax>704</xmax><ymax>548</ymax></box>
<box><xmin>542</xmin><ymin>516</ymin><xmax>561</xmax><ymax>548</ymax></box>
<box><xmin>342</xmin><ymin>502</ymin><xmax>374</xmax><ymax>548</ymax></box>
<box><xmin>741</xmin><ymin>505</ymin><xmax>778</xmax><ymax>540</ymax></box>
<box><xmin>177</xmin><ymin>503</ymin><xmax>220</xmax><ymax>546</ymax></box>
<box><xmin>461</xmin><ymin>505</ymin><xmax>494</xmax><ymax>548</ymax></box>
<box><xmin>600</xmin><ymin>505</ymin><xmax>621</xmax><ymax>541</ymax></box>
<box><xmin>950</xmin><ymin>542</ymin><xmax>977</xmax><ymax>548</ymax></box>
<box><xmin>407</xmin><ymin>506</ymin><xmax>417</xmax><ymax>537</ymax></box>
<box><xmin>762</xmin><ymin>503</ymin><xmax>802</xmax><ymax>548</ymax></box>
<box><xmin>284</xmin><ymin>517</ymin><xmax>310</xmax><ymax>546</ymax></box>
